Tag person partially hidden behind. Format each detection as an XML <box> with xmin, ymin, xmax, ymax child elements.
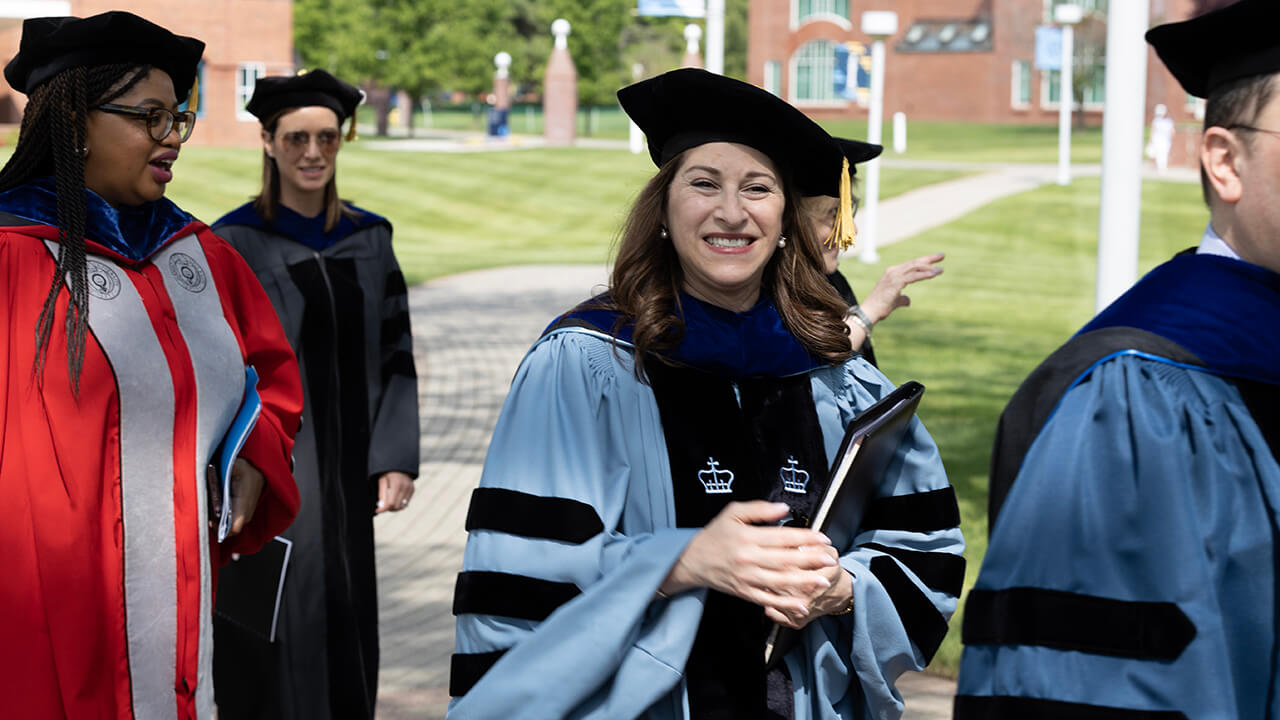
<box><xmin>800</xmin><ymin>138</ymin><xmax>943</xmax><ymax>369</ymax></box>
<box><xmin>955</xmin><ymin>0</ymin><xmax>1280</xmax><ymax>716</ymax></box>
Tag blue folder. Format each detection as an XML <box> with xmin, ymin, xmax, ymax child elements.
<box><xmin>212</xmin><ymin>366</ymin><xmax>262</xmax><ymax>543</ymax></box>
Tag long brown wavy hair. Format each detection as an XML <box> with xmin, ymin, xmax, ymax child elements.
<box><xmin>603</xmin><ymin>148</ymin><xmax>852</xmax><ymax>375</ymax></box>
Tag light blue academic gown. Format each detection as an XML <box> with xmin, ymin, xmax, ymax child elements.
<box><xmin>957</xmin><ymin>247</ymin><xmax>1280</xmax><ymax>717</ymax></box>
<box><xmin>449</xmin><ymin>321</ymin><xmax>964</xmax><ymax>720</ymax></box>
<box><xmin>958</xmin><ymin>357</ymin><xmax>1280</xmax><ymax>716</ymax></box>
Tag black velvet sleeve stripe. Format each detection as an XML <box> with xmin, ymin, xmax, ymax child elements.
<box><xmin>450</xmin><ymin>649</ymin><xmax>507</xmax><ymax>697</ymax></box>
<box><xmin>452</xmin><ymin>571</ymin><xmax>580</xmax><ymax>621</ymax></box>
<box><xmin>380</xmin><ymin>310</ymin><xmax>411</xmax><ymax>346</ymax></box>
<box><xmin>863</xmin><ymin>487</ymin><xmax>960</xmax><ymax>532</ymax></box>
<box><xmin>954</xmin><ymin>695</ymin><xmax>1188</xmax><ymax>719</ymax></box>
<box><xmin>962</xmin><ymin>587</ymin><xmax>1195</xmax><ymax>661</ymax></box>
<box><xmin>869</xmin><ymin>556</ymin><xmax>950</xmax><ymax>662</ymax></box>
<box><xmin>385</xmin><ymin>269</ymin><xmax>408</xmax><ymax>296</ymax></box>
<box><xmin>381</xmin><ymin>349</ymin><xmax>416</xmax><ymax>383</ymax></box>
<box><xmin>465</xmin><ymin>488</ymin><xmax>604</xmax><ymax>544</ymax></box>
<box><xmin>862</xmin><ymin>543</ymin><xmax>965</xmax><ymax>597</ymax></box>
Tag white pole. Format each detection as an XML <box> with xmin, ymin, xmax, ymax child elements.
<box><xmin>859</xmin><ymin>36</ymin><xmax>886</xmax><ymax>264</ymax></box>
<box><xmin>629</xmin><ymin>63</ymin><xmax>645</xmax><ymax>154</ymax></box>
<box><xmin>706</xmin><ymin>0</ymin><xmax>724</xmax><ymax>74</ymax></box>
<box><xmin>1095</xmin><ymin>2</ymin><xmax>1150</xmax><ymax>312</ymax></box>
<box><xmin>1057</xmin><ymin>23</ymin><xmax>1074</xmax><ymax>186</ymax></box>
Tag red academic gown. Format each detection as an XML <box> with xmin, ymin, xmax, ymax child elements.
<box><xmin>0</xmin><ymin>220</ymin><xmax>302</xmax><ymax>719</ymax></box>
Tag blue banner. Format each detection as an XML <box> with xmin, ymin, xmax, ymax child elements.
<box><xmin>833</xmin><ymin>42</ymin><xmax>869</xmax><ymax>102</ymax></box>
<box><xmin>834</xmin><ymin>44</ymin><xmax>850</xmax><ymax>98</ymax></box>
<box><xmin>1035</xmin><ymin>26</ymin><xmax>1062</xmax><ymax>70</ymax></box>
<box><xmin>637</xmin><ymin>0</ymin><xmax>706</xmax><ymax>17</ymax></box>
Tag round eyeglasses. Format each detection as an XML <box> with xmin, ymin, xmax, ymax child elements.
<box><xmin>97</xmin><ymin>103</ymin><xmax>196</xmax><ymax>143</ymax></box>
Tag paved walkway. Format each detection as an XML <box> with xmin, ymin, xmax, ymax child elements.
<box><xmin>369</xmin><ymin>153</ymin><xmax>1197</xmax><ymax>719</ymax></box>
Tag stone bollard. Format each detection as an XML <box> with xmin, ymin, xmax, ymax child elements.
<box><xmin>543</xmin><ymin>18</ymin><xmax>577</xmax><ymax>146</ymax></box>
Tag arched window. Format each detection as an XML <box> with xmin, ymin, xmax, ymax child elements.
<box><xmin>795</xmin><ymin>0</ymin><xmax>850</xmax><ymax>24</ymax></box>
<box><xmin>793</xmin><ymin>39</ymin><xmax>835</xmax><ymax>103</ymax></box>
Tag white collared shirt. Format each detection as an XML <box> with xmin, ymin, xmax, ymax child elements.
<box><xmin>1198</xmin><ymin>224</ymin><xmax>1241</xmax><ymax>259</ymax></box>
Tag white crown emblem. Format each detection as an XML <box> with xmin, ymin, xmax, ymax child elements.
<box><xmin>780</xmin><ymin>457</ymin><xmax>810</xmax><ymax>494</ymax></box>
<box><xmin>698</xmin><ymin>457</ymin><xmax>735</xmax><ymax>494</ymax></box>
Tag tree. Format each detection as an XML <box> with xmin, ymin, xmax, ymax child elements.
<box><xmin>293</xmin><ymin>0</ymin><xmax>752</xmax><ymax>134</ymax></box>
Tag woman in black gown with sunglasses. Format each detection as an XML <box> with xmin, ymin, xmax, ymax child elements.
<box><xmin>211</xmin><ymin>70</ymin><xmax>420</xmax><ymax>720</ymax></box>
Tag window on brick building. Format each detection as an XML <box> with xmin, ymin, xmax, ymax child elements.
<box><xmin>1040</xmin><ymin>67</ymin><xmax>1104</xmax><ymax>110</ymax></box>
<box><xmin>1011</xmin><ymin>61</ymin><xmax>1032</xmax><ymax>108</ymax></box>
<box><xmin>764</xmin><ymin>61</ymin><xmax>781</xmax><ymax>96</ymax></box>
<box><xmin>794</xmin><ymin>0</ymin><xmax>850</xmax><ymax>25</ymax></box>
<box><xmin>793</xmin><ymin>40</ymin><xmax>836</xmax><ymax>103</ymax></box>
<box><xmin>236</xmin><ymin>62</ymin><xmax>265</xmax><ymax>121</ymax></box>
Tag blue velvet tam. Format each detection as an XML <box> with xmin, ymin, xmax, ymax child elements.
<box><xmin>0</xmin><ymin>177</ymin><xmax>196</xmax><ymax>262</ymax></box>
<box><xmin>3</xmin><ymin>11</ymin><xmax>203</xmax><ymax>101</ymax></box>
<box><xmin>1147</xmin><ymin>0</ymin><xmax>1280</xmax><ymax>99</ymax></box>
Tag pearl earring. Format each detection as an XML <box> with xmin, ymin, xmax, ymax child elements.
<box><xmin>777</xmin><ymin>235</ymin><xmax>787</xmax><ymax>248</ymax></box>
<box><xmin>659</xmin><ymin>226</ymin><xmax>670</xmax><ymax>239</ymax></box>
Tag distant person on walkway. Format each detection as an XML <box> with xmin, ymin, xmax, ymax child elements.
<box><xmin>211</xmin><ymin>70</ymin><xmax>420</xmax><ymax>720</ymax></box>
<box><xmin>1147</xmin><ymin>102</ymin><xmax>1175</xmax><ymax>171</ymax></box>
<box><xmin>802</xmin><ymin>138</ymin><xmax>944</xmax><ymax>368</ymax></box>
<box><xmin>956</xmin><ymin>1</ymin><xmax>1280</xmax><ymax>716</ymax></box>
<box><xmin>0</xmin><ymin>11</ymin><xmax>302</xmax><ymax>718</ymax></box>
<box><xmin>448</xmin><ymin>68</ymin><xmax>964</xmax><ymax>719</ymax></box>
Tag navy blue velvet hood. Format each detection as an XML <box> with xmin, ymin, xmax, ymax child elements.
<box><xmin>0</xmin><ymin>176</ymin><xmax>196</xmax><ymax>261</ymax></box>
<box><xmin>214</xmin><ymin>201</ymin><xmax>388</xmax><ymax>252</ymax></box>
<box><xmin>1080</xmin><ymin>253</ymin><xmax>1280</xmax><ymax>387</ymax></box>
<box><xmin>551</xmin><ymin>292</ymin><xmax>825</xmax><ymax>379</ymax></box>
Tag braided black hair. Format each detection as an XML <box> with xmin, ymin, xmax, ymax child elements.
<box><xmin>0</xmin><ymin>63</ymin><xmax>151</xmax><ymax>393</ymax></box>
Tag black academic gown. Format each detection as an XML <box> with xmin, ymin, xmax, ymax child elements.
<box><xmin>827</xmin><ymin>270</ymin><xmax>877</xmax><ymax>368</ymax></box>
<box><xmin>210</xmin><ymin>203</ymin><xmax>420</xmax><ymax>720</ymax></box>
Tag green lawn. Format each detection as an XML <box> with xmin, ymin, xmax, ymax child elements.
<box><xmin>818</xmin><ymin>118</ymin><xmax>1105</xmax><ymax>165</ymax></box>
<box><xmin>852</xmin><ymin>176</ymin><xmax>1207</xmax><ymax>673</ymax></box>
<box><xmin>164</xmin><ymin>144</ymin><xmax>965</xmax><ymax>283</ymax></box>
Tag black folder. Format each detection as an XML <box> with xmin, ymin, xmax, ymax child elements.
<box><xmin>763</xmin><ymin>380</ymin><xmax>925</xmax><ymax>668</ymax></box>
<box><xmin>214</xmin><ymin>535</ymin><xmax>292</xmax><ymax>643</ymax></box>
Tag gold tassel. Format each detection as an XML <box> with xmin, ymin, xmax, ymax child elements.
<box><xmin>824</xmin><ymin>157</ymin><xmax>857</xmax><ymax>251</ymax></box>
<box><xmin>346</xmin><ymin>114</ymin><xmax>358</xmax><ymax>142</ymax></box>
<box><xmin>187</xmin><ymin>74</ymin><xmax>199</xmax><ymax>115</ymax></box>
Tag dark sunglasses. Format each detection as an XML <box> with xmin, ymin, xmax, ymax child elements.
<box><xmin>278</xmin><ymin>129</ymin><xmax>342</xmax><ymax>155</ymax></box>
<box><xmin>97</xmin><ymin>103</ymin><xmax>196</xmax><ymax>142</ymax></box>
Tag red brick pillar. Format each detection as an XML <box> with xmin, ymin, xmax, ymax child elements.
<box><xmin>682</xmin><ymin>24</ymin><xmax>704</xmax><ymax>69</ymax></box>
<box><xmin>543</xmin><ymin>18</ymin><xmax>577</xmax><ymax>146</ymax></box>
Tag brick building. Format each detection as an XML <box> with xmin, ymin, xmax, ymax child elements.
<box><xmin>0</xmin><ymin>0</ymin><xmax>293</xmax><ymax>146</ymax></box>
<box><xmin>748</xmin><ymin>0</ymin><xmax>1208</xmax><ymax>161</ymax></box>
